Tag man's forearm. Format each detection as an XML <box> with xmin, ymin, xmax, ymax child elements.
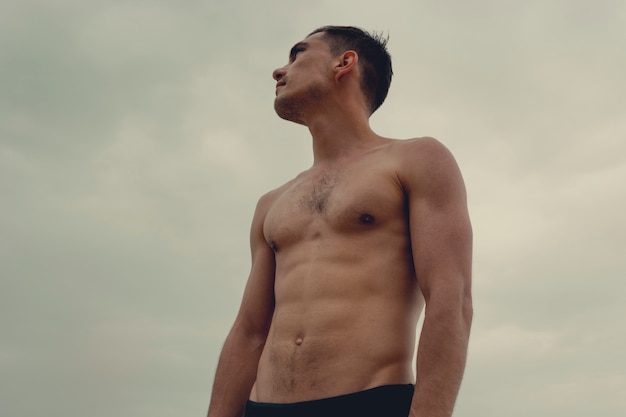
<box><xmin>409</xmin><ymin>305</ymin><xmax>472</xmax><ymax>417</ymax></box>
<box><xmin>207</xmin><ymin>329</ymin><xmax>266</xmax><ymax>417</ymax></box>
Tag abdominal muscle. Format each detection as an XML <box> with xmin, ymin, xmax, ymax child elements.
<box><xmin>249</xmin><ymin>243</ymin><xmax>422</xmax><ymax>403</ymax></box>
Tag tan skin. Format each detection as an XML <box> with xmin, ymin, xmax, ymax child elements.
<box><xmin>208</xmin><ymin>32</ymin><xmax>472</xmax><ymax>417</ymax></box>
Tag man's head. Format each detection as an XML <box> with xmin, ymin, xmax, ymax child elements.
<box><xmin>307</xmin><ymin>26</ymin><xmax>393</xmax><ymax>114</ymax></box>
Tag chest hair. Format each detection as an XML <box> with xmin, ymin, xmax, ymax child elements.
<box><xmin>298</xmin><ymin>174</ymin><xmax>337</xmax><ymax>213</ymax></box>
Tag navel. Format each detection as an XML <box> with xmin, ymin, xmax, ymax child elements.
<box><xmin>295</xmin><ymin>336</ymin><xmax>304</xmax><ymax>346</ymax></box>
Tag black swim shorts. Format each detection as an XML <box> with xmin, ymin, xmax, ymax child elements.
<box><xmin>244</xmin><ymin>384</ymin><xmax>415</xmax><ymax>417</ymax></box>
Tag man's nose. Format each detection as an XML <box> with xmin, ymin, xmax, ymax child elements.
<box><xmin>273</xmin><ymin>67</ymin><xmax>286</xmax><ymax>81</ymax></box>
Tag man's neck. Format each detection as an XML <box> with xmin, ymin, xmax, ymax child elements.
<box><xmin>305</xmin><ymin>107</ymin><xmax>382</xmax><ymax>167</ymax></box>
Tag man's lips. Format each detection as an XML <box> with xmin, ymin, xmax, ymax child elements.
<box><xmin>276</xmin><ymin>81</ymin><xmax>286</xmax><ymax>88</ymax></box>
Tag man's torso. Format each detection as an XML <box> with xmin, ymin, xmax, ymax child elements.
<box><xmin>251</xmin><ymin>139</ymin><xmax>424</xmax><ymax>403</ymax></box>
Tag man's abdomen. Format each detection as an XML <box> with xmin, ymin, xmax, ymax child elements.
<box><xmin>251</xmin><ymin>277</ymin><xmax>421</xmax><ymax>403</ymax></box>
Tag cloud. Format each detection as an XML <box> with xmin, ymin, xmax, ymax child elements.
<box><xmin>1</xmin><ymin>1</ymin><xmax>625</xmax><ymax>417</ymax></box>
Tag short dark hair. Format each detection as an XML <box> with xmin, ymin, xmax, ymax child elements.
<box><xmin>308</xmin><ymin>26</ymin><xmax>393</xmax><ymax>114</ymax></box>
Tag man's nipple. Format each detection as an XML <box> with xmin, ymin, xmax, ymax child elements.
<box><xmin>359</xmin><ymin>213</ymin><xmax>376</xmax><ymax>225</ymax></box>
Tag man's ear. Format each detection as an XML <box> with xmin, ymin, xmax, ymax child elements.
<box><xmin>334</xmin><ymin>50</ymin><xmax>358</xmax><ymax>81</ymax></box>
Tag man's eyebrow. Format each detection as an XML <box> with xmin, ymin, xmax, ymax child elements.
<box><xmin>289</xmin><ymin>41</ymin><xmax>309</xmax><ymax>58</ymax></box>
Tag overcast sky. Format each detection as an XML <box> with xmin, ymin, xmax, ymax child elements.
<box><xmin>1</xmin><ymin>0</ymin><xmax>625</xmax><ymax>416</ymax></box>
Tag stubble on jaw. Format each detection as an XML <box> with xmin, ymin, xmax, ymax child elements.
<box><xmin>274</xmin><ymin>94</ymin><xmax>306</xmax><ymax>125</ymax></box>
<box><xmin>273</xmin><ymin>83</ymin><xmax>327</xmax><ymax>125</ymax></box>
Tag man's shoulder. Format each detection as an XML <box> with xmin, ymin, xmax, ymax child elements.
<box><xmin>386</xmin><ymin>136</ymin><xmax>456</xmax><ymax>170</ymax></box>
<box><xmin>388</xmin><ymin>136</ymin><xmax>449</xmax><ymax>156</ymax></box>
<box><xmin>387</xmin><ymin>136</ymin><xmax>463</xmax><ymax>193</ymax></box>
<box><xmin>254</xmin><ymin>177</ymin><xmax>297</xmax><ymax>213</ymax></box>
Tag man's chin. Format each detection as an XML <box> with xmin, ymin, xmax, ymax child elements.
<box><xmin>274</xmin><ymin>100</ymin><xmax>306</xmax><ymax>125</ymax></box>
<box><xmin>277</xmin><ymin>114</ymin><xmax>306</xmax><ymax>125</ymax></box>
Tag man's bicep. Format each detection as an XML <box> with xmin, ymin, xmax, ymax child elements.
<box><xmin>233</xmin><ymin>196</ymin><xmax>276</xmax><ymax>338</ymax></box>
<box><xmin>405</xmin><ymin>140</ymin><xmax>472</xmax><ymax>303</ymax></box>
<box><xmin>410</xmin><ymin>198</ymin><xmax>472</xmax><ymax>301</ymax></box>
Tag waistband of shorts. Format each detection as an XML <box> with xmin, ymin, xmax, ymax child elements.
<box><xmin>244</xmin><ymin>384</ymin><xmax>414</xmax><ymax>417</ymax></box>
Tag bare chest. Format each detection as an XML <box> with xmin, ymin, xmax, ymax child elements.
<box><xmin>263</xmin><ymin>163</ymin><xmax>406</xmax><ymax>251</ymax></box>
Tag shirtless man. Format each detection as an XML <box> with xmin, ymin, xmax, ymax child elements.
<box><xmin>207</xmin><ymin>26</ymin><xmax>473</xmax><ymax>417</ymax></box>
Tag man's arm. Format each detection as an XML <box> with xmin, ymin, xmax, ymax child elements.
<box><xmin>207</xmin><ymin>193</ymin><xmax>277</xmax><ymax>417</ymax></box>
<box><xmin>402</xmin><ymin>138</ymin><xmax>473</xmax><ymax>417</ymax></box>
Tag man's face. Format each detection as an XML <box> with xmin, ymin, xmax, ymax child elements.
<box><xmin>272</xmin><ymin>32</ymin><xmax>335</xmax><ymax>124</ymax></box>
